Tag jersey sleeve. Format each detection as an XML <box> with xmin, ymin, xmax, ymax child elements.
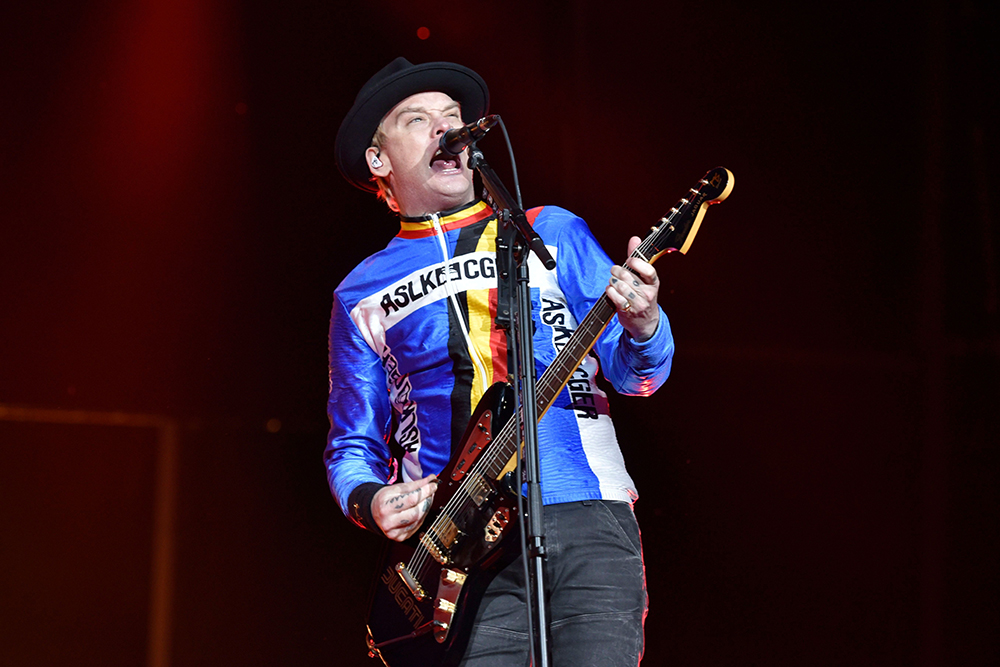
<box><xmin>323</xmin><ymin>291</ymin><xmax>394</xmax><ymax>524</ymax></box>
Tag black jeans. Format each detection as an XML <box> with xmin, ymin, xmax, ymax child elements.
<box><xmin>460</xmin><ymin>500</ymin><xmax>648</xmax><ymax>667</ymax></box>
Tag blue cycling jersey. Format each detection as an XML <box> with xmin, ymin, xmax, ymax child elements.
<box><xmin>324</xmin><ymin>201</ymin><xmax>673</xmax><ymax>527</ymax></box>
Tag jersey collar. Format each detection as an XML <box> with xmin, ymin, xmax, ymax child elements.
<box><xmin>398</xmin><ymin>200</ymin><xmax>495</xmax><ymax>239</ymax></box>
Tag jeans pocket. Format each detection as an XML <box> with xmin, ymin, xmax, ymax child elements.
<box><xmin>594</xmin><ymin>500</ymin><xmax>643</xmax><ymax>558</ymax></box>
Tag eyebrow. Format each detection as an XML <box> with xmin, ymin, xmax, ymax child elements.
<box><xmin>394</xmin><ymin>101</ymin><xmax>461</xmax><ymax>119</ymax></box>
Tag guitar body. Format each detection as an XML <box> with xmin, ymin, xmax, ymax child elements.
<box><xmin>366</xmin><ymin>382</ymin><xmax>522</xmax><ymax>667</ymax></box>
<box><xmin>362</xmin><ymin>167</ymin><xmax>734</xmax><ymax>667</ymax></box>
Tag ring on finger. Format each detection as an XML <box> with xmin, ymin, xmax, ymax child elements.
<box><xmin>622</xmin><ymin>299</ymin><xmax>632</xmax><ymax>312</ymax></box>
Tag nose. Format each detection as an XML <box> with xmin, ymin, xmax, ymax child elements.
<box><xmin>431</xmin><ymin>113</ymin><xmax>454</xmax><ymax>136</ymax></box>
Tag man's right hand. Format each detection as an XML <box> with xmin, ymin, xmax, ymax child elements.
<box><xmin>371</xmin><ymin>474</ymin><xmax>439</xmax><ymax>541</ymax></box>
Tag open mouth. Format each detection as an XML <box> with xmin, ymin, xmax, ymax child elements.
<box><xmin>430</xmin><ymin>148</ymin><xmax>460</xmax><ymax>171</ymax></box>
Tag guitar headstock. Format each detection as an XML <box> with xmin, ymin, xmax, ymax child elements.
<box><xmin>638</xmin><ymin>166</ymin><xmax>734</xmax><ymax>262</ymax></box>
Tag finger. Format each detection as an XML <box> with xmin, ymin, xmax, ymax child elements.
<box><xmin>621</xmin><ymin>237</ymin><xmax>655</xmax><ymax>281</ymax></box>
<box><xmin>387</xmin><ymin>521</ymin><xmax>420</xmax><ymax>541</ymax></box>
<box><xmin>393</xmin><ymin>483</ymin><xmax>434</xmax><ymax>514</ymax></box>
<box><xmin>382</xmin><ymin>474</ymin><xmax>431</xmax><ymax>497</ymax></box>
<box><xmin>397</xmin><ymin>479</ymin><xmax>437</xmax><ymax>519</ymax></box>
<box><xmin>399</xmin><ymin>494</ymin><xmax>437</xmax><ymax>537</ymax></box>
<box><xmin>626</xmin><ymin>235</ymin><xmax>643</xmax><ymax>258</ymax></box>
<box><xmin>610</xmin><ymin>266</ymin><xmax>639</xmax><ymax>294</ymax></box>
<box><xmin>404</xmin><ymin>474</ymin><xmax>439</xmax><ymax>502</ymax></box>
<box><xmin>610</xmin><ymin>270</ymin><xmax>647</xmax><ymax>304</ymax></box>
<box><xmin>605</xmin><ymin>284</ymin><xmax>633</xmax><ymax>312</ymax></box>
<box><xmin>624</xmin><ymin>246</ymin><xmax>656</xmax><ymax>283</ymax></box>
<box><xmin>413</xmin><ymin>478</ymin><xmax>437</xmax><ymax>510</ymax></box>
<box><xmin>407</xmin><ymin>473</ymin><xmax>439</xmax><ymax>490</ymax></box>
<box><xmin>377</xmin><ymin>476</ymin><xmax>437</xmax><ymax>514</ymax></box>
<box><xmin>394</xmin><ymin>506</ymin><xmax>426</xmax><ymax>531</ymax></box>
<box><xmin>625</xmin><ymin>257</ymin><xmax>657</xmax><ymax>285</ymax></box>
<box><xmin>381</xmin><ymin>488</ymin><xmax>416</xmax><ymax>512</ymax></box>
<box><xmin>611</xmin><ymin>264</ymin><xmax>655</xmax><ymax>300</ymax></box>
<box><xmin>383</xmin><ymin>486</ymin><xmax>437</xmax><ymax>540</ymax></box>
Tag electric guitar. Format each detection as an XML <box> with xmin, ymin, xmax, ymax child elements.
<box><xmin>364</xmin><ymin>167</ymin><xmax>734</xmax><ymax>667</ymax></box>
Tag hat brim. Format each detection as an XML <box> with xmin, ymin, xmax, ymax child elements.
<box><xmin>335</xmin><ymin>61</ymin><xmax>489</xmax><ymax>193</ymax></box>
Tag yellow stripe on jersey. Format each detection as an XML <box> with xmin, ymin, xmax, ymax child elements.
<box><xmin>465</xmin><ymin>216</ymin><xmax>500</xmax><ymax>411</ymax></box>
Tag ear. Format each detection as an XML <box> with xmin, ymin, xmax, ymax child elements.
<box><xmin>365</xmin><ymin>146</ymin><xmax>390</xmax><ymax>177</ymax></box>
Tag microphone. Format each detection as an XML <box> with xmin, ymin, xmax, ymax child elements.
<box><xmin>438</xmin><ymin>115</ymin><xmax>500</xmax><ymax>156</ymax></box>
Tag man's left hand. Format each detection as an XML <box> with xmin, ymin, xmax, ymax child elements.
<box><xmin>606</xmin><ymin>236</ymin><xmax>660</xmax><ymax>342</ymax></box>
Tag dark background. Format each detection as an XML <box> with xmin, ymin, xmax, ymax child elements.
<box><xmin>2</xmin><ymin>1</ymin><xmax>997</xmax><ymax>665</ymax></box>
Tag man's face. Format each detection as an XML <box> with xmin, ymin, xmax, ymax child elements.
<box><xmin>370</xmin><ymin>91</ymin><xmax>475</xmax><ymax>217</ymax></box>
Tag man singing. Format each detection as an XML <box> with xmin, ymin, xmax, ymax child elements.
<box><xmin>325</xmin><ymin>57</ymin><xmax>673</xmax><ymax>666</ymax></box>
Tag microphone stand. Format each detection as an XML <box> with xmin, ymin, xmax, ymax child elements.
<box><xmin>467</xmin><ymin>142</ymin><xmax>553</xmax><ymax>667</ymax></box>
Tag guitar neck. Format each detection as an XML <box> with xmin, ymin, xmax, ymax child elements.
<box><xmin>534</xmin><ymin>294</ymin><xmax>617</xmax><ymax>415</ymax></box>
<box><xmin>482</xmin><ymin>166</ymin><xmax>733</xmax><ymax>478</ymax></box>
<box><xmin>485</xmin><ymin>254</ymin><xmax>650</xmax><ymax>479</ymax></box>
<box><xmin>534</xmin><ymin>223</ymin><xmax>671</xmax><ymax>414</ymax></box>
<box><xmin>481</xmin><ymin>292</ymin><xmax>618</xmax><ymax>482</ymax></box>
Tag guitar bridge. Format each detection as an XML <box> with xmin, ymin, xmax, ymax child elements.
<box><xmin>395</xmin><ymin>562</ymin><xmax>426</xmax><ymax>600</ymax></box>
<box><xmin>419</xmin><ymin>531</ymin><xmax>452</xmax><ymax>566</ymax></box>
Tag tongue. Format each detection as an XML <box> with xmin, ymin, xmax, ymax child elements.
<box><xmin>431</xmin><ymin>151</ymin><xmax>458</xmax><ymax>169</ymax></box>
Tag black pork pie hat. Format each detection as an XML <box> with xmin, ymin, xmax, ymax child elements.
<box><xmin>335</xmin><ymin>57</ymin><xmax>489</xmax><ymax>192</ymax></box>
